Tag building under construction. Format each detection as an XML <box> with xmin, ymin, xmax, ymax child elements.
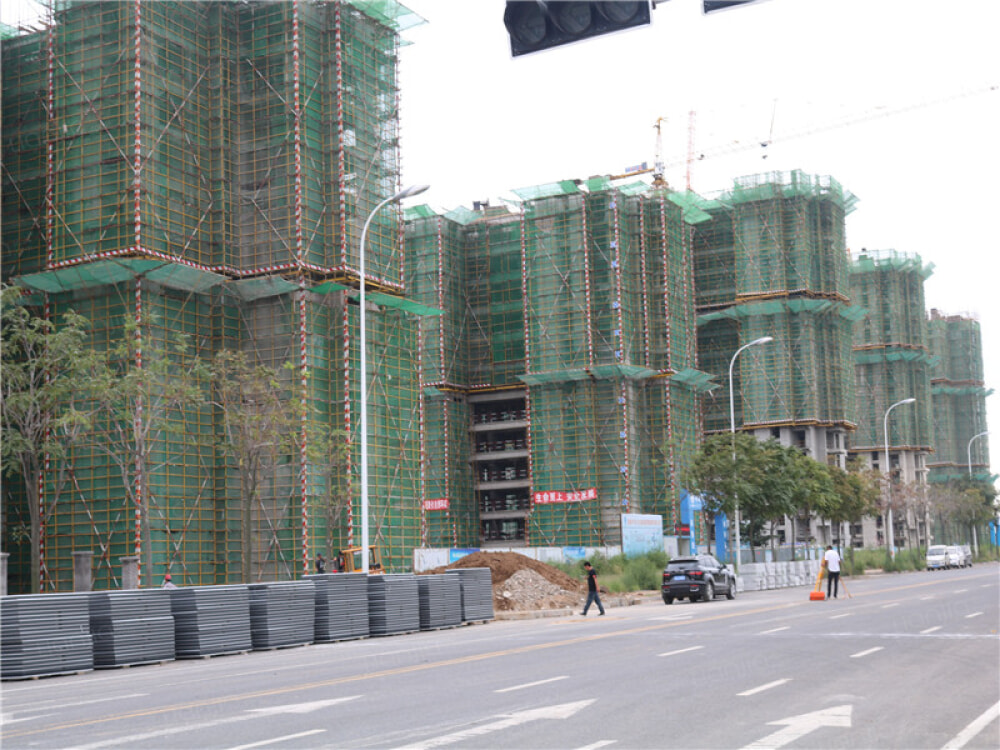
<box><xmin>2</xmin><ymin>0</ymin><xmax>428</xmax><ymax>591</ymax></box>
<box><xmin>405</xmin><ymin>179</ymin><xmax>713</xmax><ymax>550</ymax></box>
<box><xmin>926</xmin><ymin>309</ymin><xmax>992</xmax><ymax>483</ymax></box>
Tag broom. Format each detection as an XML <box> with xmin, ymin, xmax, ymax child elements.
<box><xmin>809</xmin><ymin>565</ymin><xmax>826</xmax><ymax>601</ymax></box>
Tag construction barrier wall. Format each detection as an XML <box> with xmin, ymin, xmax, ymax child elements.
<box><xmin>926</xmin><ymin>311</ymin><xmax>992</xmax><ymax>482</ymax></box>
<box><xmin>849</xmin><ymin>250</ymin><xmax>934</xmax><ymax>452</ymax></box>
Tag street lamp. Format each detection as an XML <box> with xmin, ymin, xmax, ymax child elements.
<box><xmin>359</xmin><ymin>184</ymin><xmax>429</xmax><ymax>574</ymax></box>
<box><xmin>883</xmin><ymin>397</ymin><xmax>916</xmax><ymax>560</ymax></box>
<box><xmin>967</xmin><ymin>431</ymin><xmax>989</xmax><ymax>479</ymax></box>
<box><xmin>728</xmin><ymin>335</ymin><xmax>773</xmax><ymax>571</ymax></box>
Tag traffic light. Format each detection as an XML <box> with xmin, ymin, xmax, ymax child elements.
<box><xmin>503</xmin><ymin>1</ymin><xmax>652</xmax><ymax>57</ymax></box>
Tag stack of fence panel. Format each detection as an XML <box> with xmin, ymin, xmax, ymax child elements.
<box><xmin>417</xmin><ymin>574</ymin><xmax>463</xmax><ymax>631</ymax></box>
<box><xmin>306</xmin><ymin>573</ymin><xmax>370</xmax><ymax>641</ymax></box>
<box><xmin>449</xmin><ymin>568</ymin><xmax>494</xmax><ymax>622</ymax></box>
<box><xmin>170</xmin><ymin>585</ymin><xmax>252</xmax><ymax>658</ymax></box>
<box><xmin>367</xmin><ymin>574</ymin><xmax>420</xmax><ymax>636</ymax></box>
<box><xmin>1</xmin><ymin>593</ymin><xmax>94</xmax><ymax>680</ymax></box>
<box><xmin>248</xmin><ymin>580</ymin><xmax>316</xmax><ymax>650</ymax></box>
<box><xmin>89</xmin><ymin>590</ymin><xmax>175</xmax><ymax>668</ymax></box>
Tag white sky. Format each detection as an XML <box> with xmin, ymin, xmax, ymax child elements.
<box><xmin>397</xmin><ymin>0</ymin><xmax>1000</xmax><ymax>477</ymax></box>
<box><xmin>3</xmin><ymin>0</ymin><xmax>998</xmax><ymax>477</ymax></box>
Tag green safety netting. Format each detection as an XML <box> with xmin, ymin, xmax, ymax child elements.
<box><xmin>403</xmin><ymin>204</ymin><xmax>439</xmax><ymax>221</ymax></box>
<box><xmin>349</xmin><ymin>0</ymin><xmax>425</xmax><ymax>32</ymax></box>
<box><xmin>519</xmin><ymin>364</ymin><xmax>659</xmax><ymax>386</ymax></box>
<box><xmin>311</xmin><ymin>280</ymin><xmax>352</xmax><ymax>295</ymax></box>
<box><xmin>229</xmin><ymin>276</ymin><xmax>299</xmax><ymax>301</ymax></box>
<box><xmin>667</xmin><ymin>190</ymin><xmax>713</xmax><ymax>225</ymax></box>
<box><xmin>670</xmin><ymin>368</ymin><xmax>718</xmax><ymax>392</ymax></box>
<box><xmin>16</xmin><ymin>258</ymin><xmax>226</xmax><ymax>295</ymax></box>
<box><xmin>931</xmin><ymin>384</ymin><xmax>994</xmax><ymax>397</ymax></box>
<box><xmin>854</xmin><ymin>348</ymin><xmax>937</xmax><ymax>366</ymax></box>
<box><xmin>512</xmin><ymin>180</ymin><xmax>581</xmax><ymax>201</ymax></box>
<box><xmin>697</xmin><ymin>297</ymin><xmax>865</xmax><ymax>325</ymax></box>
<box><xmin>851</xmin><ymin>249</ymin><xmax>935</xmax><ymax>280</ymax></box>
<box><xmin>443</xmin><ymin>206</ymin><xmax>481</xmax><ymax>226</ymax></box>
<box><xmin>349</xmin><ymin>290</ymin><xmax>442</xmax><ymax>316</ymax></box>
<box><xmin>584</xmin><ymin>176</ymin><xmax>613</xmax><ymax>192</ymax></box>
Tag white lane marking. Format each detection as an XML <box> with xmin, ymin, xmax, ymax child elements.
<box><xmin>941</xmin><ymin>700</ymin><xmax>1000</xmax><ymax>749</ymax></box>
<box><xmin>247</xmin><ymin>697</ymin><xmax>361</xmax><ymax>716</ymax></box>
<box><xmin>921</xmin><ymin>626</ymin><xmax>942</xmax><ymax>634</ymax></box>
<box><xmin>66</xmin><ymin>696</ymin><xmax>361</xmax><ymax>750</ymax></box>
<box><xmin>574</xmin><ymin>743</ymin><xmax>617</xmax><ymax>750</ymax></box>
<box><xmin>0</xmin><ymin>713</ymin><xmax>56</xmax><ymax>725</ymax></box>
<box><xmin>920</xmin><ymin>596</ymin><xmax>935</xmax><ymax>601</ymax></box>
<box><xmin>742</xmin><ymin>704</ymin><xmax>852</xmax><ymax>749</ymax></box>
<box><xmin>9</xmin><ymin>694</ymin><xmax>149</xmax><ymax>711</ymax></box>
<box><xmin>882</xmin><ymin>603</ymin><xmax>900</xmax><ymax>609</ymax></box>
<box><xmin>759</xmin><ymin>626</ymin><xmax>790</xmax><ymax>635</ymax></box>
<box><xmin>964</xmin><ymin>612</ymin><xmax>983</xmax><ymax>619</ymax></box>
<box><xmin>496</xmin><ymin>676</ymin><xmax>569</xmax><ymax>693</ymax></box>
<box><xmin>850</xmin><ymin>647</ymin><xmax>884</xmax><ymax>658</ymax></box>
<box><xmin>649</xmin><ymin>614</ymin><xmax>693</xmax><ymax>621</ymax></box>
<box><xmin>658</xmin><ymin>646</ymin><xmax>704</xmax><ymax>657</ymax></box>
<box><xmin>954</xmin><ymin>589</ymin><xmax>968</xmax><ymax>593</ymax></box>
<box><xmin>738</xmin><ymin>678</ymin><xmax>792</xmax><ymax>697</ymax></box>
<box><xmin>226</xmin><ymin>730</ymin><xmax>326</xmax><ymax>750</ymax></box>
<box><xmin>830</xmin><ymin>613</ymin><xmax>852</xmax><ymax>620</ymax></box>
<box><xmin>398</xmin><ymin>700</ymin><xmax>594</xmax><ymax>750</ymax></box>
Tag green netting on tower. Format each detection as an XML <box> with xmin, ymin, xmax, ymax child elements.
<box><xmin>851</xmin><ymin>250</ymin><xmax>932</xmax><ymax>349</ymax></box>
<box><xmin>691</xmin><ymin>206</ymin><xmax>735</xmax><ymax>310</ymax></box>
<box><xmin>696</xmin><ymin>318</ymin><xmax>739</xmax><ymax>433</ymax></box>
<box><xmin>0</xmin><ymin>29</ymin><xmax>47</xmax><ymax>277</ymax></box>
<box><xmin>852</xmin><ymin>355</ymin><xmax>933</xmax><ymax>450</ymax></box>
<box><xmin>421</xmin><ymin>392</ymin><xmax>476</xmax><ymax>548</ymax></box>
<box><xmin>927</xmin><ymin>312</ymin><xmax>985</xmax><ymax>383</ymax></box>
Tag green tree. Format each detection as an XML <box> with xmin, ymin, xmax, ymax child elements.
<box><xmin>826</xmin><ymin>461</ymin><xmax>880</xmax><ymax>548</ymax></box>
<box><xmin>91</xmin><ymin>314</ymin><xmax>205</xmax><ymax>585</ymax></box>
<box><xmin>1</xmin><ymin>286</ymin><xmax>107</xmax><ymax>592</ymax></box>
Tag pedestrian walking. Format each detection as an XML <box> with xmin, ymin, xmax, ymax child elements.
<box><xmin>823</xmin><ymin>545</ymin><xmax>841</xmax><ymax>599</ymax></box>
<box><xmin>580</xmin><ymin>561</ymin><xmax>605</xmax><ymax>616</ymax></box>
<box><xmin>315</xmin><ymin>553</ymin><xmax>326</xmax><ymax>574</ymax></box>
<box><xmin>161</xmin><ymin>574</ymin><xmax>177</xmax><ymax>590</ymax></box>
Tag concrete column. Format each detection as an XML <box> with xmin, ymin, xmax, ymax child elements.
<box><xmin>72</xmin><ymin>551</ymin><xmax>94</xmax><ymax>592</ymax></box>
<box><xmin>1</xmin><ymin>552</ymin><xmax>8</xmax><ymax>596</ymax></box>
<box><xmin>120</xmin><ymin>556</ymin><xmax>139</xmax><ymax>589</ymax></box>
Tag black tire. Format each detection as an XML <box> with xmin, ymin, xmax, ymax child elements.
<box><xmin>726</xmin><ymin>577</ymin><xmax>736</xmax><ymax>600</ymax></box>
<box><xmin>662</xmin><ymin>595</ymin><xmax>674</xmax><ymax>605</ymax></box>
<box><xmin>702</xmin><ymin>581</ymin><xmax>714</xmax><ymax>602</ymax></box>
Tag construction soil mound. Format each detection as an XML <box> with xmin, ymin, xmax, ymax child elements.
<box><xmin>424</xmin><ymin>551</ymin><xmax>586</xmax><ymax>612</ymax></box>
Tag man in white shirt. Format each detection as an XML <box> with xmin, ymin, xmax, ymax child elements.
<box><xmin>823</xmin><ymin>545</ymin><xmax>841</xmax><ymax>599</ymax></box>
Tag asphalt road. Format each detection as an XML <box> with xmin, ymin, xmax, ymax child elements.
<box><xmin>2</xmin><ymin>564</ymin><xmax>998</xmax><ymax>750</ymax></box>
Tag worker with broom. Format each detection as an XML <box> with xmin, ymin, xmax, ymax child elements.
<box><xmin>823</xmin><ymin>544</ymin><xmax>842</xmax><ymax>599</ymax></box>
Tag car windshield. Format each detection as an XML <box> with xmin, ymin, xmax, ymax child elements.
<box><xmin>928</xmin><ymin>546</ymin><xmax>947</xmax><ymax>555</ymax></box>
<box><xmin>667</xmin><ymin>560</ymin><xmax>699</xmax><ymax>570</ymax></box>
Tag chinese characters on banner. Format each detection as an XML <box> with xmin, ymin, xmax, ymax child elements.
<box><xmin>422</xmin><ymin>497</ymin><xmax>449</xmax><ymax>511</ymax></box>
<box><xmin>532</xmin><ymin>488</ymin><xmax>597</xmax><ymax>504</ymax></box>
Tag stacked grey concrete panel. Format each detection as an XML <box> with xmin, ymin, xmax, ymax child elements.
<box><xmin>417</xmin><ymin>573</ymin><xmax>463</xmax><ymax>630</ymax></box>
<box><xmin>170</xmin><ymin>585</ymin><xmax>252</xmax><ymax>658</ymax></box>
<box><xmin>1</xmin><ymin>593</ymin><xmax>94</xmax><ymax>679</ymax></box>
<box><xmin>448</xmin><ymin>568</ymin><xmax>494</xmax><ymax>622</ymax></box>
<box><xmin>368</xmin><ymin>574</ymin><xmax>420</xmax><ymax>636</ymax></box>
<box><xmin>248</xmin><ymin>581</ymin><xmax>316</xmax><ymax>649</ymax></box>
<box><xmin>306</xmin><ymin>573</ymin><xmax>370</xmax><ymax>641</ymax></box>
<box><xmin>89</xmin><ymin>590</ymin><xmax>175</xmax><ymax>667</ymax></box>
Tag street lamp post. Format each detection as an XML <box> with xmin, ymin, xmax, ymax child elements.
<box><xmin>883</xmin><ymin>397</ymin><xmax>916</xmax><ymax>560</ymax></box>
<box><xmin>358</xmin><ymin>184</ymin><xmax>429</xmax><ymax>574</ymax></box>
<box><xmin>728</xmin><ymin>335</ymin><xmax>773</xmax><ymax>571</ymax></box>
<box><xmin>967</xmin><ymin>430</ymin><xmax>989</xmax><ymax>479</ymax></box>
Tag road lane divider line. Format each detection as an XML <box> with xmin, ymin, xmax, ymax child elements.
<box><xmin>759</xmin><ymin>626</ymin><xmax>790</xmax><ymax>635</ymax></box>
<box><xmin>226</xmin><ymin>729</ymin><xmax>326</xmax><ymax>750</ymax></box>
<box><xmin>964</xmin><ymin>612</ymin><xmax>983</xmax><ymax>619</ymax></box>
<box><xmin>941</xmin><ymin>699</ymin><xmax>1000</xmax><ymax>750</ymax></box>
<box><xmin>830</xmin><ymin>613</ymin><xmax>852</xmax><ymax>620</ymax></box>
<box><xmin>921</xmin><ymin>626</ymin><xmax>942</xmax><ymax>634</ymax></box>
<box><xmin>658</xmin><ymin>646</ymin><xmax>704</xmax><ymax>657</ymax></box>
<box><xmin>496</xmin><ymin>676</ymin><xmax>568</xmax><ymax>693</ymax></box>
<box><xmin>737</xmin><ymin>678</ymin><xmax>791</xmax><ymax>696</ymax></box>
<box><xmin>849</xmin><ymin>647</ymin><xmax>884</xmax><ymax>658</ymax></box>
<box><xmin>881</xmin><ymin>603</ymin><xmax>900</xmax><ymax>609</ymax></box>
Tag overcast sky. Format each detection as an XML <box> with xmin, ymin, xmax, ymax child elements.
<box><xmin>3</xmin><ymin>0</ymin><xmax>998</xmax><ymax>476</ymax></box>
<box><xmin>397</xmin><ymin>0</ymin><xmax>1000</xmax><ymax>475</ymax></box>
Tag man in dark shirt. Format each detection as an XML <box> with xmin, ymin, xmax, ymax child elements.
<box><xmin>581</xmin><ymin>561</ymin><xmax>605</xmax><ymax>616</ymax></box>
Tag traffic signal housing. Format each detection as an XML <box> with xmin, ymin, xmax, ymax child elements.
<box><xmin>503</xmin><ymin>1</ymin><xmax>652</xmax><ymax>57</ymax></box>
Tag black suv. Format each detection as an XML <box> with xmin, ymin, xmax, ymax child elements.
<box><xmin>661</xmin><ymin>555</ymin><xmax>736</xmax><ymax>604</ymax></box>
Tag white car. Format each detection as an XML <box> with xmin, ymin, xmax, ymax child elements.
<box><xmin>926</xmin><ymin>545</ymin><xmax>949</xmax><ymax>570</ymax></box>
<box><xmin>945</xmin><ymin>545</ymin><xmax>965</xmax><ymax>568</ymax></box>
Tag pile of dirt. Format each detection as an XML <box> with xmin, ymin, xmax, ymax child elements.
<box><xmin>424</xmin><ymin>551</ymin><xmax>586</xmax><ymax>611</ymax></box>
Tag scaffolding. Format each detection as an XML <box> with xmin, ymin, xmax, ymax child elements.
<box><xmin>926</xmin><ymin>310</ymin><xmax>992</xmax><ymax>482</ymax></box>
<box><xmin>849</xmin><ymin>249</ymin><xmax>934</xmax><ymax>452</ymax></box>
<box><xmin>1</xmin><ymin>1</ymin><xmax>426</xmax><ymax>592</ymax></box>
<box><xmin>694</xmin><ymin>171</ymin><xmax>859</xmax><ymax>441</ymax></box>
